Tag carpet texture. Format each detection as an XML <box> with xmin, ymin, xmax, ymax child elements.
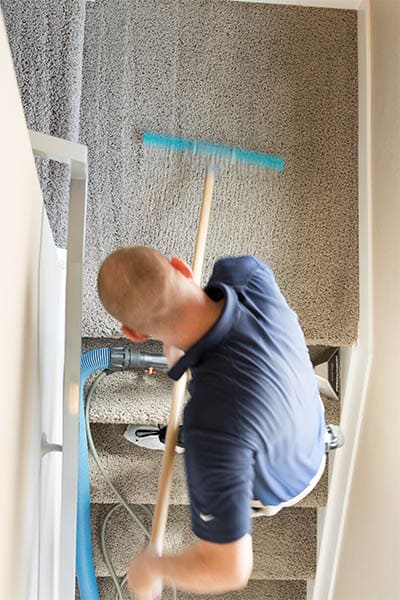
<box><xmin>79</xmin><ymin>578</ymin><xmax>307</xmax><ymax>600</ymax></box>
<box><xmin>82</xmin><ymin>338</ymin><xmax>341</xmax><ymax>427</ymax></box>
<box><xmin>80</xmin><ymin>0</ymin><xmax>359</xmax><ymax>345</ymax></box>
<box><xmin>1</xmin><ymin>0</ymin><xmax>86</xmax><ymax>248</ymax></box>
<box><xmin>88</xmin><ymin>423</ymin><xmax>329</xmax><ymax>507</ymax></box>
<box><xmin>91</xmin><ymin>503</ymin><xmax>317</xmax><ymax>579</ymax></box>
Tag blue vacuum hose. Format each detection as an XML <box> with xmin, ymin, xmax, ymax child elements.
<box><xmin>77</xmin><ymin>346</ymin><xmax>168</xmax><ymax>599</ymax></box>
<box><xmin>78</xmin><ymin>348</ymin><xmax>111</xmax><ymax>600</ymax></box>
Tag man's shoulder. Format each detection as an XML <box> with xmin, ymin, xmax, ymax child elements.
<box><xmin>211</xmin><ymin>255</ymin><xmax>271</xmax><ymax>287</ymax></box>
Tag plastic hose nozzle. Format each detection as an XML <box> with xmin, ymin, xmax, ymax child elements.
<box><xmin>109</xmin><ymin>347</ymin><xmax>168</xmax><ymax>371</ymax></box>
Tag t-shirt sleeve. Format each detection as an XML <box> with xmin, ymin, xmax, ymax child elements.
<box><xmin>184</xmin><ymin>428</ymin><xmax>254</xmax><ymax>543</ymax></box>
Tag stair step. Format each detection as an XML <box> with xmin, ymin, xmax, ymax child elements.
<box><xmin>83</xmin><ymin>339</ymin><xmax>174</xmax><ymax>424</ymax></box>
<box><xmin>83</xmin><ymin>338</ymin><xmax>341</xmax><ymax>425</ymax></box>
<box><xmin>89</xmin><ymin>423</ymin><xmax>328</xmax><ymax>507</ymax></box>
<box><xmin>90</xmin><ymin>577</ymin><xmax>307</xmax><ymax>599</ymax></box>
<box><xmin>87</xmin><ymin>366</ymin><xmax>174</xmax><ymax>424</ymax></box>
<box><xmin>89</xmin><ymin>424</ymin><xmax>188</xmax><ymax>504</ymax></box>
<box><xmin>91</xmin><ymin>503</ymin><xmax>316</xmax><ymax>579</ymax></box>
<box><xmin>86</xmin><ymin>372</ymin><xmax>340</xmax><ymax>428</ymax></box>
<box><xmin>82</xmin><ymin>337</ymin><xmax>164</xmax><ymax>356</ymax></box>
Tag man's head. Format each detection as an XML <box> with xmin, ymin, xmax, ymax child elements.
<box><xmin>97</xmin><ymin>246</ymin><xmax>193</xmax><ymax>341</ymax></box>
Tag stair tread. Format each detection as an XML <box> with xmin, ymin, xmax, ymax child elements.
<box><xmin>86</xmin><ymin>577</ymin><xmax>308</xmax><ymax>599</ymax></box>
<box><xmin>89</xmin><ymin>423</ymin><xmax>329</xmax><ymax>506</ymax></box>
<box><xmin>91</xmin><ymin>503</ymin><xmax>316</xmax><ymax>579</ymax></box>
<box><xmin>87</xmin><ymin>367</ymin><xmax>174</xmax><ymax>424</ymax></box>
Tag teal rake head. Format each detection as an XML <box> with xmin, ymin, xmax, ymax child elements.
<box><xmin>143</xmin><ymin>131</ymin><xmax>285</xmax><ymax>172</ymax></box>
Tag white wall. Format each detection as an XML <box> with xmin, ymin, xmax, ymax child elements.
<box><xmin>333</xmin><ymin>1</ymin><xmax>400</xmax><ymax>598</ymax></box>
<box><xmin>0</xmin><ymin>12</ymin><xmax>44</xmax><ymax>600</ymax></box>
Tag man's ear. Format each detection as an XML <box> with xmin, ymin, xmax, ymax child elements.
<box><xmin>121</xmin><ymin>325</ymin><xmax>149</xmax><ymax>343</ymax></box>
<box><xmin>170</xmin><ymin>256</ymin><xmax>193</xmax><ymax>279</ymax></box>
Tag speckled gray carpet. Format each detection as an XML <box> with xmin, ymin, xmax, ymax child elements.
<box><xmin>1</xmin><ymin>0</ymin><xmax>86</xmax><ymax>248</ymax></box>
<box><xmin>79</xmin><ymin>0</ymin><xmax>359</xmax><ymax>345</ymax></box>
<box><xmin>2</xmin><ymin>0</ymin><xmax>359</xmax><ymax>346</ymax></box>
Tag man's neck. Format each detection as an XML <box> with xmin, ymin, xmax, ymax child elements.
<box><xmin>163</xmin><ymin>289</ymin><xmax>225</xmax><ymax>352</ymax></box>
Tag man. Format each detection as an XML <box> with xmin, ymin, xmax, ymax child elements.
<box><xmin>97</xmin><ymin>246</ymin><xmax>343</xmax><ymax>599</ymax></box>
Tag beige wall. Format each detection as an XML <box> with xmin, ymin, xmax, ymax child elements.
<box><xmin>0</xmin><ymin>12</ymin><xmax>44</xmax><ymax>600</ymax></box>
<box><xmin>333</xmin><ymin>1</ymin><xmax>400</xmax><ymax>598</ymax></box>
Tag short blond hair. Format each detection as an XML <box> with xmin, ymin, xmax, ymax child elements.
<box><xmin>97</xmin><ymin>246</ymin><xmax>174</xmax><ymax>334</ymax></box>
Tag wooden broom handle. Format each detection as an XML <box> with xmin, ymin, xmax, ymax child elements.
<box><xmin>192</xmin><ymin>166</ymin><xmax>215</xmax><ymax>284</ymax></box>
<box><xmin>150</xmin><ymin>166</ymin><xmax>215</xmax><ymax>556</ymax></box>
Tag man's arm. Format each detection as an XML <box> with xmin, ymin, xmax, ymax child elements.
<box><xmin>128</xmin><ymin>534</ymin><xmax>253</xmax><ymax>597</ymax></box>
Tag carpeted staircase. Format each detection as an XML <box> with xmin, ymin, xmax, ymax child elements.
<box><xmin>81</xmin><ymin>338</ymin><xmax>340</xmax><ymax>600</ymax></box>
<box><xmin>2</xmin><ymin>1</ymin><xmax>357</xmax><ymax>598</ymax></box>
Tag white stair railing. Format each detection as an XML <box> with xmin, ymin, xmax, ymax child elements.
<box><xmin>30</xmin><ymin>130</ymin><xmax>87</xmax><ymax>600</ymax></box>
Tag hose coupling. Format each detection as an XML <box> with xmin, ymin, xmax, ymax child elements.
<box><xmin>109</xmin><ymin>347</ymin><xmax>168</xmax><ymax>372</ymax></box>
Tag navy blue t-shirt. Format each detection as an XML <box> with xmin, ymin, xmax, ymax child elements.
<box><xmin>168</xmin><ymin>256</ymin><xmax>326</xmax><ymax>543</ymax></box>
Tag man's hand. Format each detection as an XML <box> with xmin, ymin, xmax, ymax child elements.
<box><xmin>127</xmin><ymin>549</ymin><xmax>162</xmax><ymax>600</ymax></box>
<box><xmin>128</xmin><ymin>536</ymin><xmax>252</xmax><ymax>596</ymax></box>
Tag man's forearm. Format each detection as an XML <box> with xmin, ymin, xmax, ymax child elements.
<box><xmin>148</xmin><ymin>541</ymin><xmax>248</xmax><ymax>594</ymax></box>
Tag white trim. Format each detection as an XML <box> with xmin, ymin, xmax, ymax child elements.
<box><xmin>229</xmin><ymin>0</ymin><xmax>362</xmax><ymax>9</ymax></box>
<box><xmin>29</xmin><ymin>130</ymin><xmax>87</xmax><ymax>179</ymax></box>
<box><xmin>307</xmin><ymin>579</ymin><xmax>315</xmax><ymax>600</ymax></box>
<box><xmin>312</xmin><ymin>1</ymin><xmax>372</xmax><ymax>598</ymax></box>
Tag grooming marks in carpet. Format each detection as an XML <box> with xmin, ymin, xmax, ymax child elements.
<box><xmin>80</xmin><ymin>1</ymin><xmax>358</xmax><ymax>344</ymax></box>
